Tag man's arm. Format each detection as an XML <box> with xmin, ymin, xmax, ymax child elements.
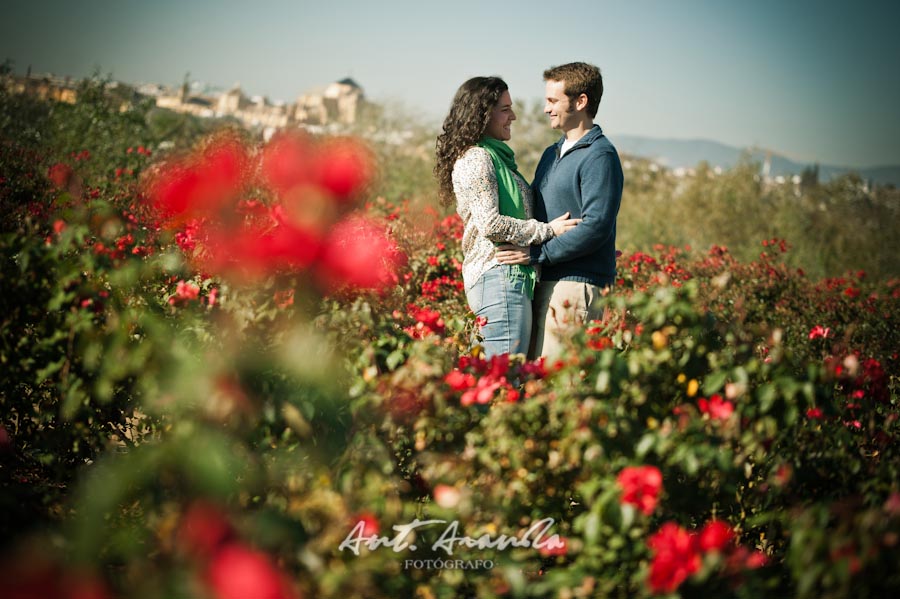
<box><xmin>529</xmin><ymin>150</ymin><xmax>622</xmax><ymax>266</ymax></box>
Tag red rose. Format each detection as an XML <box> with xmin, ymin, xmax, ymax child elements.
<box><xmin>351</xmin><ymin>511</ymin><xmax>380</xmax><ymax>537</ymax></box>
<box><xmin>179</xmin><ymin>501</ymin><xmax>233</xmax><ymax>558</ymax></box>
<box><xmin>538</xmin><ymin>535</ymin><xmax>568</xmax><ymax>557</ymax></box>
<box><xmin>206</xmin><ymin>543</ymin><xmax>295</xmax><ymax>599</ymax></box>
<box><xmin>460</xmin><ymin>375</ymin><xmax>504</xmax><ymax>407</ymax></box>
<box><xmin>806</xmin><ymin>407</ymin><xmax>824</xmax><ymax>420</ymax></box>
<box><xmin>617</xmin><ymin>465</ymin><xmax>664</xmax><ymax>515</ymax></box>
<box><xmin>698</xmin><ymin>519</ymin><xmax>734</xmax><ymax>553</ymax></box>
<box><xmin>647</xmin><ymin>522</ymin><xmax>700</xmax><ymax>594</ymax></box>
<box><xmin>745</xmin><ymin>550</ymin><xmax>769</xmax><ymax>569</ymax></box>
<box><xmin>261</xmin><ymin>132</ymin><xmax>315</xmax><ymax>196</ymax></box>
<box><xmin>148</xmin><ymin>136</ymin><xmax>248</xmax><ymax>223</ymax></box>
<box><xmin>697</xmin><ymin>394</ymin><xmax>734</xmax><ymax>420</ymax></box>
<box><xmin>47</xmin><ymin>163</ymin><xmax>73</xmax><ymax>189</ymax></box>
<box><xmin>314</xmin><ymin>138</ymin><xmax>374</xmax><ymax>200</ymax></box>
<box><xmin>317</xmin><ymin>216</ymin><xmax>405</xmax><ymax>291</ymax></box>
<box><xmin>444</xmin><ymin>370</ymin><xmax>475</xmax><ymax>391</ymax></box>
<box><xmin>808</xmin><ymin>325</ymin><xmax>832</xmax><ymax>340</ymax></box>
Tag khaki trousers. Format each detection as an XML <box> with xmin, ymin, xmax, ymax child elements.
<box><xmin>529</xmin><ymin>281</ymin><xmax>607</xmax><ymax>359</ymax></box>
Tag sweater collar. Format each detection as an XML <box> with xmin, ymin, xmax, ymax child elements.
<box><xmin>556</xmin><ymin>124</ymin><xmax>604</xmax><ymax>151</ymax></box>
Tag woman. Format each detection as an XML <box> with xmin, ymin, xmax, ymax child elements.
<box><xmin>434</xmin><ymin>77</ymin><xmax>579</xmax><ymax>357</ymax></box>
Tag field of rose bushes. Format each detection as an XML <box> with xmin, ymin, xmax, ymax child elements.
<box><xmin>2</xmin><ymin>80</ymin><xmax>900</xmax><ymax>599</ymax></box>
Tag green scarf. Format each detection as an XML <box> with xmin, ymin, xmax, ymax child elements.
<box><xmin>477</xmin><ymin>137</ymin><xmax>537</xmax><ymax>299</ymax></box>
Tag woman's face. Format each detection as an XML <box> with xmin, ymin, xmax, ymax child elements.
<box><xmin>484</xmin><ymin>90</ymin><xmax>516</xmax><ymax>141</ymax></box>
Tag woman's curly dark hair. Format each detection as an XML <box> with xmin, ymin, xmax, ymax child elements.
<box><xmin>434</xmin><ymin>76</ymin><xmax>508</xmax><ymax>205</ymax></box>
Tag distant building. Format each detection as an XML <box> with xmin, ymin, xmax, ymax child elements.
<box><xmin>294</xmin><ymin>78</ymin><xmax>365</xmax><ymax>126</ymax></box>
<box><xmin>4</xmin><ymin>70</ymin><xmax>367</xmax><ymax>133</ymax></box>
<box><xmin>2</xmin><ymin>72</ymin><xmax>143</xmax><ymax>111</ymax></box>
<box><xmin>216</xmin><ymin>84</ymin><xmax>246</xmax><ymax>115</ymax></box>
<box><xmin>3</xmin><ymin>72</ymin><xmax>79</xmax><ymax>104</ymax></box>
<box><xmin>206</xmin><ymin>84</ymin><xmax>290</xmax><ymax>129</ymax></box>
<box><xmin>155</xmin><ymin>76</ymin><xmax>365</xmax><ymax>130</ymax></box>
<box><xmin>156</xmin><ymin>81</ymin><xmax>216</xmax><ymax>118</ymax></box>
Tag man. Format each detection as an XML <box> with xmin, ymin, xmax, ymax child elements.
<box><xmin>497</xmin><ymin>62</ymin><xmax>623</xmax><ymax>358</ymax></box>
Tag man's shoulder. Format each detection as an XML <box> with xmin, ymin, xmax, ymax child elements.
<box><xmin>582</xmin><ymin>136</ymin><xmax>622</xmax><ymax>169</ymax></box>
<box><xmin>585</xmin><ymin>131</ymin><xmax>619</xmax><ymax>154</ymax></box>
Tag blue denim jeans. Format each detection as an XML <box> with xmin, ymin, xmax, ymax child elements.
<box><xmin>466</xmin><ymin>265</ymin><xmax>532</xmax><ymax>357</ymax></box>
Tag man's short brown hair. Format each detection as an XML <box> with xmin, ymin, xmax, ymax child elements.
<box><xmin>543</xmin><ymin>62</ymin><xmax>603</xmax><ymax>118</ymax></box>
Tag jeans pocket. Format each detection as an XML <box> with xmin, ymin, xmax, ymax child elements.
<box><xmin>466</xmin><ymin>275</ymin><xmax>485</xmax><ymax>314</ymax></box>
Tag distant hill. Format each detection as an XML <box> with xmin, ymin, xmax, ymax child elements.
<box><xmin>611</xmin><ymin>134</ymin><xmax>900</xmax><ymax>187</ymax></box>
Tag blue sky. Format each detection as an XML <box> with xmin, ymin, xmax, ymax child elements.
<box><xmin>3</xmin><ymin>0</ymin><xmax>899</xmax><ymax>168</ymax></box>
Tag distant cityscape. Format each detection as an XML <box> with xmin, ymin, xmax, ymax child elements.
<box><xmin>2</xmin><ymin>69</ymin><xmax>369</xmax><ymax>137</ymax></box>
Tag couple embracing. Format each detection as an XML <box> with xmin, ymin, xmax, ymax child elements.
<box><xmin>434</xmin><ymin>62</ymin><xmax>624</xmax><ymax>360</ymax></box>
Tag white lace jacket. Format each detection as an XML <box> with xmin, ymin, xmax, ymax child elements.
<box><xmin>451</xmin><ymin>146</ymin><xmax>555</xmax><ymax>291</ymax></box>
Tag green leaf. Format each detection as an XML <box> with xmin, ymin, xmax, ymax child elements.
<box><xmin>758</xmin><ymin>383</ymin><xmax>777</xmax><ymax>413</ymax></box>
<box><xmin>635</xmin><ymin>433</ymin><xmax>656</xmax><ymax>458</ymax></box>
<box><xmin>583</xmin><ymin>512</ymin><xmax>601</xmax><ymax>546</ymax></box>
<box><xmin>703</xmin><ymin>370</ymin><xmax>728</xmax><ymax>395</ymax></box>
<box><xmin>61</xmin><ymin>378</ymin><xmax>86</xmax><ymax>419</ymax></box>
<box><xmin>35</xmin><ymin>357</ymin><xmax>65</xmax><ymax>383</ymax></box>
<box><xmin>386</xmin><ymin>349</ymin><xmax>406</xmax><ymax>370</ymax></box>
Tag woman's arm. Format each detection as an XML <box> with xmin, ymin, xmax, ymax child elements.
<box><xmin>452</xmin><ymin>148</ymin><xmax>556</xmax><ymax>246</ymax></box>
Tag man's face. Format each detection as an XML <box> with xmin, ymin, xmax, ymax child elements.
<box><xmin>485</xmin><ymin>90</ymin><xmax>516</xmax><ymax>141</ymax></box>
<box><xmin>544</xmin><ymin>79</ymin><xmax>578</xmax><ymax>131</ymax></box>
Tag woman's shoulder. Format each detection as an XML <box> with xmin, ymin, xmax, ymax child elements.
<box><xmin>453</xmin><ymin>146</ymin><xmax>492</xmax><ymax>179</ymax></box>
<box><xmin>455</xmin><ymin>145</ymin><xmax>490</xmax><ymax>165</ymax></box>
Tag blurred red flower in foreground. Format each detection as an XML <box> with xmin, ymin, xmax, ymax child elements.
<box><xmin>2</xmin><ymin>556</ymin><xmax>111</xmax><ymax>599</ymax></box>
<box><xmin>213</xmin><ymin>214</ymin><xmax>323</xmax><ymax>277</ymax></box>
<box><xmin>179</xmin><ymin>500</ymin><xmax>234</xmax><ymax>558</ymax></box>
<box><xmin>460</xmin><ymin>375</ymin><xmax>505</xmax><ymax>407</ymax></box>
<box><xmin>317</xmin><ymin>216</ymin><xmax>405</xmax><ymax>291</ymax></box>
<box><xmin>206</xmin><ymin>543</ymin><xmax>297</xmax><ymax>599</ymax></box>
<box><xmin>148</xmin><ymin>135</ymin><xmax>249</xmax><ymax>224</ymax></box>
<box><xmin>617</xmin><ymin>465</ymin><xmax>663</xmax><ymax>515</ymax></box>
<box><xmin>351</xmin><ymin>511</ymin><xmax>380</xmax><ymax>537</ymax></box>
<box><xmin>444</xmin><ymin>369</ymin><xmax>476</xmax><ymax>391</ymax></box>
<box><xmin>261</xmin><ymin>131</ymin><xmax>316</xmax><ymax>196</ymax></box>
<box><xmin>262</xmin><ymin>132</ymin><xmax>374</xmax><ymax>203</ymax></box>
<box><xmin>538</xmin><ymin>535</ymin><xmax>569</xmax><ymax>557</ymax></box>
<box><xmin>646</xmin><ymin>518</ymin><xmax>767</xmax><ymax>593</ymax></box>
<box><xmin>698</xmin><ymin>519</ymin><xmax>735</xmax><ymax>553</ymax></box>
<box><xmin>144</xmin><ymin>131</ymin><xmax>402</xmax><ymax>291</ymax></box>
<box><xmin>316</xmin><ymin>137</ymin><xmax>375</xmax><ymax>199</ymax></box>
<box><xmin>647</xmin><ymin>522</ymin><xmax>700</xmax><ymax>594</ymax></box>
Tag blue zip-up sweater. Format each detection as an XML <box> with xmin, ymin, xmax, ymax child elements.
<box><xmin>530</xmin><ymin>125</ymin><xmax>623</xmax><ymax>286</ymax></box>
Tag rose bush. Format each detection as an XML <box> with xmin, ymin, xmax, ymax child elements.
<box><xmin>1</xmin><ymin>80</ymin><xmax>899</xmax><ymax>598</ymax></box>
